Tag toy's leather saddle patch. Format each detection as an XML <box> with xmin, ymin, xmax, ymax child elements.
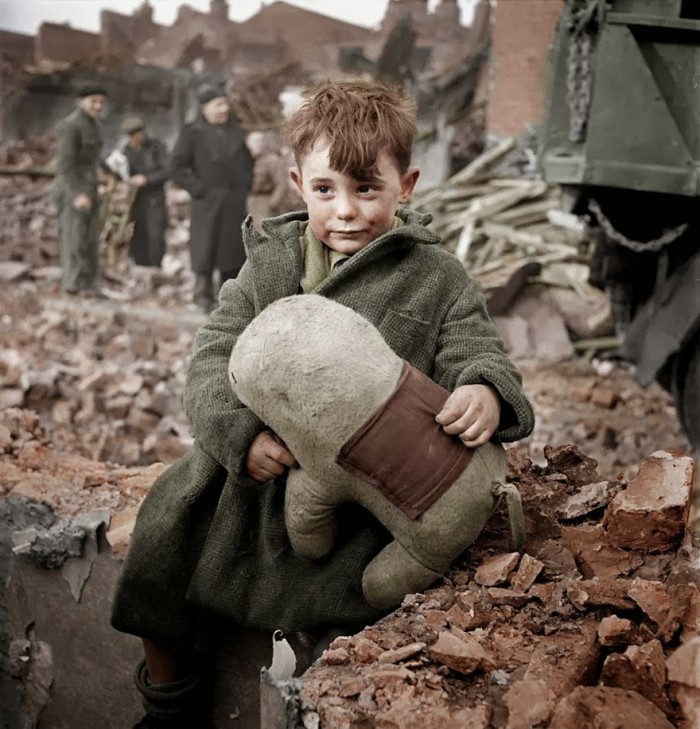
<box><xmin>336</xmin><ymin>362</ymin><xmax>474</xmax><ymax>520</ymax></box>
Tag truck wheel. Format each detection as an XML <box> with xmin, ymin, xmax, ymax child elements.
<box><xmin>678</xmin><ymin>335</ymin><xmax>700</xmax><ymax>450</ymax></box>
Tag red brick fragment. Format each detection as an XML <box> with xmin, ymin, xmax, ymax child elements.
<box><xmin>556</xmin><ymin>480</ymin><xmax>620</xmax><ymax>520</ymax></box>
<box><xmin>447</xmin><ymin>591</ymin><xmax>491</xmax><ymax>631</ymax></box>
<box><xmin>566</xmin><ymin>578</ymin><xmax>636</xmax><ymax>611</ymax></box>
<box><xmin>561</xmin><ymin>523</ymin><xmax>643</xmax><ymax>579</ymax></box>
<box><xmin>349</xmin><ymin>637</ymin><xmax>382</xmax><ymax>664</ymax></box>
<box><xmin>549</xmin><ymin>686</ymin><xmax>675</xmax><ymax>729</ymax></box>
<box><xmin>510</xmin><ymin>553</ymin><xmax>544</xmax><ymax>592</ymax></box>
<box><xmin>322</xmin><ymin>647</ymin><xmax>349</xmax><ymax>666</ymax></box>
<box><xmin>474</xmin><ymin>552</ymin><xmax>520</xmax><ymax>586</ymax></box>
<box><xmin>627</xmin><ymin>578</ymin><xmax>671</xmax><ymax>627</ymax></box>
<box><xmin>430</xmin><ymin>630</ymin><xmax>496</xmax><ymax>676</ymax></box>
<box><xmin>590</xmin><ymin>385</ymin><xmax>618</xmax><ymax>409</ymax></box>
<box><xmin>667</xmin><ymin>637</ymin><xmax>700</xmax><ymax>690</ymax></box>
<box><xmin>536</xmin><ymin>539</ymin><xmax>579</xmax><ymax>580</ymax></box>
<box><xmin>604</xmin><ymin>450</ymin><xmax>693</xmax><ymax>553</ymax></box>
<box><xmin>377</xmin><ymin>642</ymin><xmax>426</xmax><ymax>665</ymax></box>
<box><xmin>600</xmin><ymin>639</ymin><xmax>673</xmax><ymax>715</ymax></box>
<box><xmin>527</xmin><ymin>583</ymin><xmax>555</xmax><ymax>604</ymax></box>
<box><xmin>597</xmin><ymin>616</ymin><xmax>653</xmax><ymax>647</ymax></box>
<box><xmin>487</xmin><ymin>587</ymin><xmax>529</xmax><ymax>608</ymax></box>
<box><xmin>506</xmin><ymin>679</ymin><xmax>557</xmax><ymax>729</ymax></box>
<box><xmin>523</xmin><ymin>621</ymin><xmax>600</xmax><ymax>697</ymax></box>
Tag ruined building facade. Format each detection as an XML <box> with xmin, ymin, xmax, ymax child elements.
<box><xmin>0</xmin><ymin>0</ymin><xmax>478</xmax><ymax>77</ymax></box>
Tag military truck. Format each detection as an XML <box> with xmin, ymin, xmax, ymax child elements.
<box><xmin>538</xmin><ymin>0</ymin><xmax>700</xmax><ymax>448</ymax></box>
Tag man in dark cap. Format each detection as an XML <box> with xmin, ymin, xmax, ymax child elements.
<box><xmin>52</xmin><ymin>84</ymin><xmax>108</xmax><ymax>296</ymax></box>
<box><xmin>170</xmin><ymin>84</ymin><xmax>253</xmax><ymax>311</ymax></box>
<box><xmin>120</xmin><ymin>115</ymin><xmax>169</xmax><ymax>267</ymax></box>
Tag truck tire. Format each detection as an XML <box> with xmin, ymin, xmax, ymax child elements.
<box><xmin>678</xmin><ymin>334</ymin><xmax>700</xmax><ymax>450</ymax></box>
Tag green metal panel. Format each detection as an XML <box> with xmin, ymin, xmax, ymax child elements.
<box><xmin>611</xmin><ymin>0</ymin><xmax>682</xmax><ymax>17</ymax></box>
<box><xmin>539</xmin><ymin>0</ymin><xmax>700</xmax><ymax>196</ymax></box>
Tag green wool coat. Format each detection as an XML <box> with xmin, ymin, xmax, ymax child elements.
<box><xmin>52</xmin><ymin>107</ymin><xmax>103</xmax><ymax>292</ymax></box>
<box><xmin>111</xmin><ymin>209</ymin><xmax>535</xmax><ymax>650</ymax></box>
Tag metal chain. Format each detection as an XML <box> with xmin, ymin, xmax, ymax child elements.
<box><xmin>566</xmin><ymin>0</ymin><xmax>598</xmax><ymax>143</ymax></box>
<box><xmin>589</xmin><ymin>199</ymin><xmax>689</xmax><ymax>253</ymax></box>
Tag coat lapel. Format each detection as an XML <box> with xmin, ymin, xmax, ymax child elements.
<box><xmin>243</xmin><ymin>214</ymin><xmax>304</xmax><ymax>313</ymax></box>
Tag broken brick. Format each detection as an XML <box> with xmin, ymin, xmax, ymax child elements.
<box><xmin>590</xmin><ymin>385</ymin><xmax>618</xmax><ymax>409</ymax></box>
<box><xmin>556</xmin><ymin>480</ymin><xmax>620</xmax><ymax>521</ymax></box>
<box><xmin>474</xmin><ymin>552</ymin><xmax>520</xmax><ymax>587</ymax></box>
<box><xmin>548</xmin><ymin>686</ymin><xmax>674</xmax><ymax>729</ymax></box>
<box><xmin>561</xmin><ymin>523</ymin><xmax>643</xmax><ymax>579</ymax></box>
<box><xmin>487</xmin><ymin>588</ymin><xmax>529</xmax><ymax>608</ymax></box>
<box><xmin>667</xmin><ymin>637</ymin><xmax>700</xmax><ymax>690</ymax></box>
<box><xmin>430</xmin><ymin>630</ymin><xmax>496</xmax><ymax>676</ymax></box>
<box><xmin>377</xmin><ymin>642</ymin><xmax>426</xmax><ymax>665</ymax></box>
<box><xmin>536</xmin><ymin>539</ymin><xmax>579</xmax><ymax>580</ymax></box>
<box><xmin>597</xmin><ymin>616</ymin><xmax>653</xmax><ymax>647</ymax></box>
<box><xmin>627</xmin><ymin>578</ymin><xmax>671</xmax><ymax>627</ymax></box>
<box><xmin>523</xmin><ymin>621</ymin><xmax>600</xmax><ymax>697</ymax></box>
<box><xmin>509</xmin><ymin>553</ymin><xmax>544</xmax><ymax>592</ymax></box>
<box><xmin>505</xmin><ymin>679</ymin><xmax>557</xmax><ymax>729</ymax></box>
<box><xmin>600</xmin><ymin>639</ymin><xmax>673</xmax><ymax>715</ymax></box>
<box><xmin>604</xmin><ymin>450</ymin><xmax>693</xmax><ymax>553</ymax></box>
<box><xmin>566</xmin><ymin>578</ymin><xmax>636</xmax><ymax>611</ymax></box>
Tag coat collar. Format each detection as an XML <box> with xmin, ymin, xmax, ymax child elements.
<box><xmin>242</xmin><ymin>208</ymin><xmax>440</xmax><ymax>310</ymax></box>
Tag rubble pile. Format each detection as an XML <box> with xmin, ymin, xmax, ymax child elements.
<box><xmin>0</xmin><ymin>176</ymin><xmax>58</xmax><ymax>269</ymax></box>
<box><xmin>0</xmin><ymin>284</ymin><xmax>197</xmax><ymax>466</ymax></box>
<box><xmin>0</xmin><ymin>407</ymin><xmax>163</xmax><ymax>523</ymax></box>
<box><xmin>299</xmin><ymin>445</ymin><xmax>699</xmax><ymax>729</ymax></box>
<box><xmin>0</xmin><ymin>134</ymin><xmax>57</xmax><ymax>168</ymax></box>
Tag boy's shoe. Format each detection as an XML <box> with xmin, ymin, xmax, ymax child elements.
<box><xmin>133</xmin><ymin>660</ymin><xmax>214</xmax><ymax>729</ymax></box>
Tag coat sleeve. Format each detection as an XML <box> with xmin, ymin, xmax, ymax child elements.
<box><xmin>183</xmin><ymin>263</ymin><xmax>266</xmax><ymax>481</ymax></box>
<box><xmin>170</xmin><ymin>127</ymin><xmax>205</xmax><ymax>199</ymax></box>
<box><xmin>432</xmin><ymin>275</ymin><xmax>535</xmax><ymax>443</ymax></box>
<box><xmin>56</xmin><ymin>120</ymin><xmax>89</xmax><ymax>200</ymax></box>
<box><xmin>143</xmin><ymin>140</ymin><xmax>169</xmax><ymax>189</ymax></box>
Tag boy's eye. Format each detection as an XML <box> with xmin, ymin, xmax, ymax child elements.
<box><xmin>315</xmin><ymin>185</ymin><xmax>331</xmax><ymax>194</ymax></box>
<box><xmin>357</xmin><ymin>185</ymin><xmax>375</xmax><ymax>194</ymax></box>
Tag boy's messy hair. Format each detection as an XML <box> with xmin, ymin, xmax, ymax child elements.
<box><xmin>283</xmin><ymin>79</ymin><xmax>418</xmax><ymax>179</ymax></box>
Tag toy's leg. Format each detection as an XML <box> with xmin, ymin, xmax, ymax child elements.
<box><xmin>362</xmin><ymin>540</ymin><xmax>442</xmax><ymax>611</ymax></box>
<box><xmin>285</xmin><ymin>468</ymin><xmax>337</xmax><ymax>560</ymax></box>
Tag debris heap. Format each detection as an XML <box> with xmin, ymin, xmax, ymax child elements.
<box><xmin>299</xmin><ymin>445</ymin><xmax>699</xmax><ymax>729</ymax></box>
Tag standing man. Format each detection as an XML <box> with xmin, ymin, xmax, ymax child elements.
<box><xmin>170</xmin><ymin>85</ymin><xmax>253</xmax><ymax>312</ymax></box>
<box><xmin>121</xmin><ymin>115</ymin><xmax>169</xmax><ymax>268</ymax></box>
<box><xmin>53</xmin><ymin>85</ymin><xmax>107</xmax><ymax>297</ymax></box>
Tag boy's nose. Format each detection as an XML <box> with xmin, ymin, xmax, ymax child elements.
<box><xmin>335</xmin><ymin>196</ymin><xmax>357</xmax><ymax>220</ymax></box>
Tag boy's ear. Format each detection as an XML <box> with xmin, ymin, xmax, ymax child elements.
<box><xmin>398</xmin><ymin>167</ymin><xmax>420</xmax><ymax>204</ymax></box>
<box><xmin>290</xmin><ymin>167</ymin><xmax>305</xmax><ymax>199</ymax></box>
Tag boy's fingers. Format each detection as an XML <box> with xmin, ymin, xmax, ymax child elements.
<box><xmin>440</xmin><ymin>405</ymin><xmax>478</xmax><ymax>435</ymax></box>
<box><xmin>461</xmin><ymin>431</ymin><xmax>489</xmax><ymax>448</ymax></box>
<box><xmin>267</xmin><ymin>442</ymin><xmax>298</xmax><ymax>468</ymax></box>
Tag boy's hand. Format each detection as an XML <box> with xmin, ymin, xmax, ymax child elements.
<box><xmin>246</xmin><ymin>431</ymin><xmax>298</xmax><ymax>482</ymax></box>
<box><xmin>435</xmin><ymin>384</ymin><xmax>501</xmax><ymax>448</ymax></box>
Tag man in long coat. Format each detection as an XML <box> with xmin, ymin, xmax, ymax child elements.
<box><xmin>53</xmin><ymin>85</ymin><xmax>107</xmax><ymax>296</ymax></box>
<box><xmin>170</xmin><ymin>85</ymin><xmax>253</xmax><ymax>311</ymax></box>
<box><xmin>121</xmin><ymin>115</ymin><xmax>168</xmax><ymax>267</ymax></box>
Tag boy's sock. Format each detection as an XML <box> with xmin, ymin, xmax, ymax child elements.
<box><xmin>133</xmin><ymin>659</ymin><xmax>215</xmax><ymax>729</ymax></box>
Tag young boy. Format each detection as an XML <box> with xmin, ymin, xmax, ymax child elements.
<box><xmin>112</xmin><ymin>79</ymin><xmax>534</xmax><ymax>728</ymax></box>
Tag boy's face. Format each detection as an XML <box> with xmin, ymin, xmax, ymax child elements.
<box><xmin>291</xmin><ymin>141</ymin><xmax>420</xmax><ymax>254</ymax></box>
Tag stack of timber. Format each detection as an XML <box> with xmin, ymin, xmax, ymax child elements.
<box><xmin>414</xmin><ymin>138</ymin><xmax>591</xmax><ymax>296</ymax></box>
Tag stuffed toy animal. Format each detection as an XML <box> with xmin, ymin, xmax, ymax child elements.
<box><xmin>228</xmin><ymin>295</ymin><xmax>524</xmax><ymax>610</ymax></box>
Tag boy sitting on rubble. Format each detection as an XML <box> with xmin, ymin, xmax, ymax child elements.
<box><xmin>112</xmin><ymin>79</ymin><xmax>535</xmax><ymax>728</ymax></box>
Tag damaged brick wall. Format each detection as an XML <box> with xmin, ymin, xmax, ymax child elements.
<box><xmin>35</xmin><ymin>23</ymin><xmax>101</xmax><ymax>66</ymax></box>
<box><xmin>488</xmin><ymin>0</ymin><xmax>565</xmax><ymax>136</ymax></box>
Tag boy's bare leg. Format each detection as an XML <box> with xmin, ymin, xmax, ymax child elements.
<box><xmin>142</xmin><ymin>638</ymin><xmax>188</xmax><ymax>684</ymax></box>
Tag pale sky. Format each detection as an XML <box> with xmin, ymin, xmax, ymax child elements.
<box><xmin>0</xmin><ymin>0</ymin><xmax>479</xmax><ymax>34</ymax></box>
